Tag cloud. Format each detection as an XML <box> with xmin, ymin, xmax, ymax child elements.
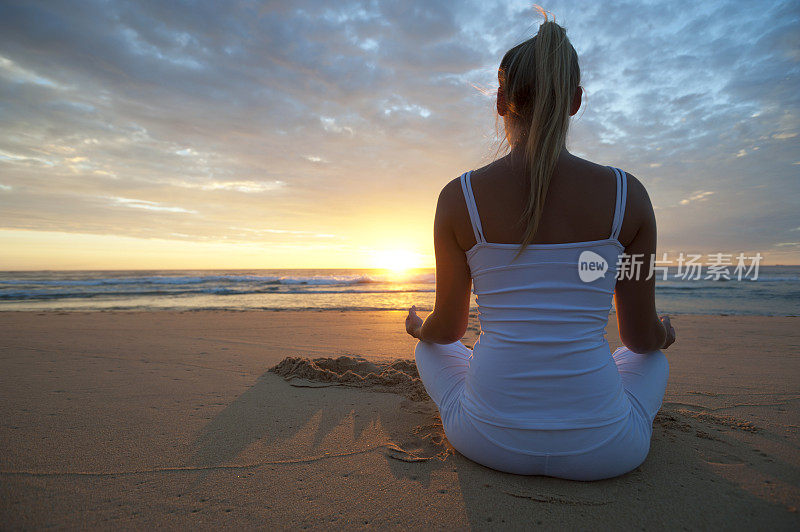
<box><xmin>0</xmin><ymin>54</ymin><xmax>65</xmax><ymax>88</ymax></box>
<box><xmin>320</xmin><ymin>117</ymin><xmax>354</xmax><ymax>135</ymax></box>
<box><xmin>176</xmin><ymin>180</ymin><xmax>285</xmax><ymax>193</ymax></box>
<box><xmin>679</xmin><ymin>191</ymin><xmax>715</xmax><ymax>205</ymax></box>
<box><xmin>0</xmin><ymin>0</ymin><xmax>798</xmax><ymax>263</ymax></box>
<box><xmin>107</xmin><ymin>196</ymin><xmax>198</xmax><ymax>214</ymax></box>
<box><xmin>227</xmin><ymin>226</ymin><xmax>337</xmax><ymax>239</ymax></box>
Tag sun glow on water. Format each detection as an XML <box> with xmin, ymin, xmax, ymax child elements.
<box><xmin>370</xmin><ymin>248</ymin><xmax>422</xmax><ymax>275</ymax></box>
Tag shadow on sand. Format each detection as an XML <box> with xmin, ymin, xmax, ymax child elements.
<box><xmin>187</xmin><ymin>353</ymin><xmax>800</xmax><ymax>528</ymax></box>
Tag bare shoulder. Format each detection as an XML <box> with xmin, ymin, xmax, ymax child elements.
<box><xmin>435</xmin><ymin>172</ymin><xmax>479</xmax><ymax>251</ymax></box>
<box><xmin>436</xmin><ymin>174</ymin><xmax>467</xmax><ymax>216</ymax></box>
<box><xmin>622</xmin><ymin>170</ymin><xmax>655</xmax><ymax>219</ymax></box>
<box><xmin>618</xmin><ymin>170</ymin><xmax>657</xmax><ymax>246</ymax></box>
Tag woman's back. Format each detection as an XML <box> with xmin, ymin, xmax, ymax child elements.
<box><xmin>456</xmin><ymin>159</ymin><xmax>634</xmax><ymax>444</ymax></box>
<box><xmin>440</xmin><ymin>149</ymin><xmax>661</xmax><ymax>354</ymax></box>
<box><xmin>450</xmin><ymin>150</ymin><xmax>638</xmax><ymax>252</ymax></box>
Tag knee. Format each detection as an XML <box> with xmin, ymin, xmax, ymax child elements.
<box><xmin>413</xmin><ymin>339</ymin><xmax>428</xmax><ymax>363</ymax></box>
<box><xmin>616</xmin><ymin>346</ymin><xmax>669</xmax><ymax>375</ymax></box>
<box><xmin>638</xmin><ymin>350</ymin><xmax>670</xmax><ymax>416</ymax></box>
<box><xmin>414</xmin><ymin>338</ymin><xmax>462</xmax><ymax>360</ymax></box>
<box><xmin>648</xmin><ymin>349</ymin><xmax>669</xmax><ymax>380</ymax></box>
<box><xmin>637</xmin><ymin>348</ymin><xmax>670</xmax><ymax>385</ymax></box>
<box><xmin>413</xmin><ymin>340</ymin><xmax>435</xmax><ymax>374</ymax></box>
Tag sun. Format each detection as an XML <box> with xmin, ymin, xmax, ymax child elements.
<box><xmin>370</xmin><ymin>248</ymin><xmax>421</xmax><ymax>274</ymax></box>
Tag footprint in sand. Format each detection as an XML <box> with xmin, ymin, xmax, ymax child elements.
<box><xmin>702</xmin><ymin>449</ymin><xmax>746</xmax><ymax>465</ymax></box>
<box><xmin>385</xmin><ymin>423</ymin><xmax>453</xmax><ymax>463</ymax></box>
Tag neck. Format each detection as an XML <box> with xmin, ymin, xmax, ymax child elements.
<box><xmin>507</xmin><ymin>144</ymin><xmax>571</xmax><ymax>163</ymax></box>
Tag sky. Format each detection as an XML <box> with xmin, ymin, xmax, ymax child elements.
<box><xmin>0</xmin><ymin>0</ymin><xmax>798</xmax><ymax>270</ymax></box>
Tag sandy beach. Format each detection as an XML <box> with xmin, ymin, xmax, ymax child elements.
<box><xmin>1</xmin><ymin>310</ymin><xmax>798</xmax><ymax>529</ymax></box>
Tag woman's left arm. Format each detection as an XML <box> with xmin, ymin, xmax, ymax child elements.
<box><xmin>406</xmin><ymin>182</ymin><xmax>472</xmax><ymax>343</ymax></box>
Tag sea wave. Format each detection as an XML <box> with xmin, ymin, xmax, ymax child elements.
<box><xmin>0</xmin><ymin>272</ymin><xmax>436</xmax><ymax>288</ymax></box>
<box><xmin>0</xmin><ymin>287</ymin><xmax>437</xmax><ymax>301</ymax></box>
<box><xmin>1</xmin><ymin>267</ymin><xmax>797</xmax><ymax>316</ymax></box>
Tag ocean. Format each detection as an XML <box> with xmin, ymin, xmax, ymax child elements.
<box><xmin>0</xmin><ymin>266</ymin><xmax>798</xmax><ymax>316</ymax></box>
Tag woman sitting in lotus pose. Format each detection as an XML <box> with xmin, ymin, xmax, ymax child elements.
<box><xmin>405</xmin><ymin>15</ymin><xmax>675</xmax><ymax>481</ymax></box>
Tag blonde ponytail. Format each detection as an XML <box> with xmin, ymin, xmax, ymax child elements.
<box><xmin>498</xmin><ymin>7</ymin><xmax>580</xmax><ymax>258</ymax></box>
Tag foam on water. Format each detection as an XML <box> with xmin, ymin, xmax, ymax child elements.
<box><xmin>0</xmin><ymin>267</ymin><xmax>797</xmax><ymax>315</ymax></box>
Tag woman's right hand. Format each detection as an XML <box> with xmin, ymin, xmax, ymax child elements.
<box><xmin>660</xmin><ymin>315</ymin><xmax>675</xmax><ymax>350</ymax></box>
<box><xmin>405</xmin><ymin>305</ymin><xmax>423</xmax><ymax>339</ymax></box>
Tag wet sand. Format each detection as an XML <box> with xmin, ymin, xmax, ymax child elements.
<box><xmin>0</xmin><ymin>310</ymin><xmax>798</xmax><ymax>529</ymax></box>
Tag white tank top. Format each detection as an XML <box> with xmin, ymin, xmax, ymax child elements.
<box><xmin>460</xmin><ymin>167</ymin><xmax>632</xmax><ymax>430</ymax></box>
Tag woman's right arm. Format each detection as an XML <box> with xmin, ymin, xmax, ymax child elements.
<box><xmin>613</xmin><ymin>174</ymin><xmax>674</xmax><ymax>354</ymax></box>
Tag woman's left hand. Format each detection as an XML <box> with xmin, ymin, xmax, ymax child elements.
<box><xmin>405</xmin><ymin>305</ymin><xmax>423</xmax><ymax>339</ymax></box>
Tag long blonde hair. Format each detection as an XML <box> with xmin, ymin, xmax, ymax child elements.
<box><xmin>498</xmin><ymin>8</ymin><xmax>580</xmax><ymax>257</ymax></box>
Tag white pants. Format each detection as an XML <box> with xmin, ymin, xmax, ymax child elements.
<box><xmin>414</xmin><ymin>340</ymin><xmax>669</xmax><ymax>481</ymax></box>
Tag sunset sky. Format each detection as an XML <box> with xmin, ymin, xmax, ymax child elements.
<box><xmin>0</xmin><ymin>0</ymin><xmax>798</xmax><ymax>270</ymax></box>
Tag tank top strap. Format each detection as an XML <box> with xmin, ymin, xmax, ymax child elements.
<box><xmin>460</xmin><ymin>170</ymin><xmax>485</xmax><ymax>244</ymax></box>
<box><xmin>609</xmin><ymin>167</ymin><xmax>627</xmax><ymax>241</ymax></box>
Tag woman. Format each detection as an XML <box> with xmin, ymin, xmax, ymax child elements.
<box><xmin>404</xmin><ymin>17</ymin><xmax>675</xmax><ymax>481</ymax></box>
